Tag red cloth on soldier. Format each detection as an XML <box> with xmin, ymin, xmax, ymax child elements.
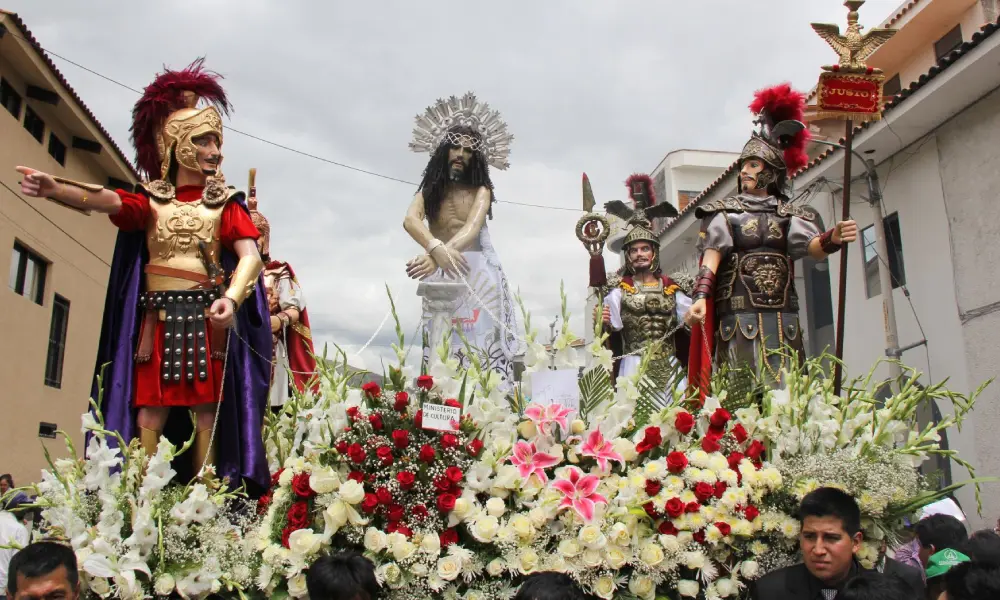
<box><xmin>109</xmin><ymin>185</ymin><xmax>260</xmax><ymax>407</ymax></box>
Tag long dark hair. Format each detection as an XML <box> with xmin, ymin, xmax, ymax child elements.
<box><xmin>417</xmin><ymin>126</ymin><xmax>496</xmax><ymax>223</ymax></box>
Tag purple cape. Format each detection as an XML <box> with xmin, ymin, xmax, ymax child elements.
<box><xmin>92</xmin><ymin>191</ymin><xmax>273</xmax><ymax>496</ymax></box>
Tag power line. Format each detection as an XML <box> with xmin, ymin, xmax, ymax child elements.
<box><xmin>15</xmin><ymin>31</ymin><xmax>582</xmax><ymax>213</ymax></box>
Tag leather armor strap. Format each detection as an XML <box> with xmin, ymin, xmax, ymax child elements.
<box><xmin>819</xmin><ymin>228</ymin><xmax>842</xmax><ymax>255</ymax></box>
<box><xmin>138</xmin><ymin>291</ymin><xmax>220</xmax><ymax>384</ymax></box>
<box><xmin>693</xmin><ymin>266</ymin><xmax>716</xmax><ymax>301</ymax></box>
<box><xmin>144</xmin><ymin>264</ymin><xmax>221</xmax><ymax>288</ymax></box>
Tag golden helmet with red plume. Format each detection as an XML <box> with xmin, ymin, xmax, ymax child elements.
<box><xmin>130</xmin><ymin>58</ymin><xmax>231</xmax><ymax>181</ymax></box>
<box><xmin>739</xmin><ymin>83</ymin><xmax>811</xmax><ymax>176</ymax></box>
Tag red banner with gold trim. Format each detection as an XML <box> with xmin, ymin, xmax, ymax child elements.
<box><xmin>815</xmin><ymin>71</ymin><xmax>885</xmax><ymax>122</ymax></box>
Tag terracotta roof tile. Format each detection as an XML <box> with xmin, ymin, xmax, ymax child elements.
<box><xmin>1</xmin><ymin>10</ymin><xmax>138</xmax><ymax>179</ymax></box>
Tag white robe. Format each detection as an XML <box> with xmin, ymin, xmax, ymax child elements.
<box><xmin>269</xmin><ymin>276</ymin><xmax>305</xmax><ymax>408</ymax></box>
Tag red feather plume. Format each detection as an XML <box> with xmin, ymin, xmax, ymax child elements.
<box><xmin>625</xmin><ymin>173</ymin><xmax>656</xmax><ymax>206</ymax></box>
<box><xmin>749</xmin><ymin>83</ymin><xmax>811</xmax><ymax>175</ymax></box>
<box><xmin>130</xmin><ymin>58</ymin><xmax>232</xmax><ymax>179</ymax></box>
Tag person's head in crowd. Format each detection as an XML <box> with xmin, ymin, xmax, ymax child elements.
<box><xmin>916</xmin><ymin>514</ymin><xmax>969</xmax><ymax>567</ymax></box>
<box><xmin>941</xmin><ymin>561</ymin><xmax>1000</xmax><ymax>600</ymax></box>
<box><xmin>6</xmin><ymin>541</ymin><xmax>80</xmax><ymax>600</ymax></box>
<box><xmin>514</xmin><ymin>572</ymin><xmax>589</xmax><ymax>600</ymax></box>
<box><xmin>0</xmin><ymin>474</ymin><xmax>12</xmax><ymax>496</ymax></box>
<box><xmin>305</xmin><ymin>552</ymin><xmax>379</xmax><ymax>600</ymax></box>
<box><xmin>839</xmin><ymin>571</ymin><xmax>911</xmax><ymax>600</ymax></box>
<box><xmin>961</xmin><ymin>529</ymin><xmax>1000</xmax><ymax>567</ymax></box>
<box><xmin>797</xmin><ymin>487</ymin><xmax>863</xmax><ymax>586</ymax></box>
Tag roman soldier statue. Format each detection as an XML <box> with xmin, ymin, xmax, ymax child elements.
<box><xmin>247</xmin><ymin>169</ymin><xmax>319</xmax><ymax>409</ymax></box>
<box><xmin>593</xmin><ymin>175</ymin><xmax>692</xmax><ymax>392</ymax></box>
<box><xmin>686</xmin><ymin>84</ymin><xmax>858</xmax><ymax>391</ymax></box>
<box><xmin>403</xmin><ymin>92</ymin><xmax>519</xmax><ymax>384</ymax></box>
<box><xmin>16</xmin><ymin>59</ymin><xmax>273</xmax><ymax>493</ymax></box>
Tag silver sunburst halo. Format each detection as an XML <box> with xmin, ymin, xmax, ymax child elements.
<box><xmin>409</xmin><ymin>92</ymin><xmax>513</xmax><ymax>171</ymax></box>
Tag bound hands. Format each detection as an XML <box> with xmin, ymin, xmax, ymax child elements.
<box><xmin>685</xmin><ymin>298</ymin><xmax>707</xmax><ymax>326</ymax></box>
<box><xmin>16</xmin><ymin>166</ymin><xmax>58</xmax><ymax>198</ymax></box>
<box><xmin>405</xmin><ymin>245</ymin><xmax>470</xmax><ymax>280</ymax></box>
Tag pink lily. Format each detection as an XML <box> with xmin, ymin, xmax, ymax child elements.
<box><xmin>509</xmin><ymin>441</ymin><xmax>560</xmax><ymax>483</ymax></box>
<box><xmin>578</xmin><ymin>429</ymin><xmax>624</xmax><ymax>473</ymax></box>
<box><xmin>524</xmin><ymin>403</ymin><xmax>574</xmax><ymax>437</ymax></box>
<box><xmin>552</xmin><ymin>466</ymin><xmax>608</xmax><ymax>522</ymax></box>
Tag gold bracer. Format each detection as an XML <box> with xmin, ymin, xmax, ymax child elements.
<box><xmin>224</xmin><ymin>252</ymin><xmax>263</xmax><ymax>309</ymax></box>
<box><xmin>47</xmin><ymin>176</ymin><xmax>106</xmax><ymax>216</ymax></box>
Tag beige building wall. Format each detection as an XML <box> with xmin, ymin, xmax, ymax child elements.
<box><xmin>0</xmin><ymin>11</ymin><xmax>136</xmax><ymax>489</ymax></box>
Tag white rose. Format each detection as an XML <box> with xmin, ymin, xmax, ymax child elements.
<box><xmin>288</xmin><ymin>529</ymin><xmax>322</xmax><ymax>557</ymax></box>
<box><xmin>325</xmin><ymin>501</ymin><xmax>348</xmax><ymax>530</ymax></box>
<box><xmin>471</xmin><ymin>516</ymin><xmax>500</xmax><ymax>542</ymax></box>
<box><xmin>486</xmin><ymin>497</ymin><xmax>506</xmax><ymax>518</ymax></box>
<box><xmin>683</xmin><ymin>550</ymin><xmax>706</xmax><ymax>570</ymax></box>
<box><xmin>453</xmin><ymin>497</ymin><xmax>474</xmax><ymax>520</ymax></box>
<box><xmin>582</xmin><ymin>548</ymin><xmax>603</xmax><ymax>568</ymax></box>
<box><xmin>518</xmin><ymin>548</ymin><xmax>540</xmax><ymax>574</ymax></box>
<box><xmin>309</xmin><ymin>468</ymin><xmax>340</xmax><ymax>494</ymax></box>
<box><xmin>420</xmin><ymin>532</ymin><xmax>441</xmax><ymax>555</ymax></box>
<box><xmin>612</xmin><ymin>438</ymin><xmax>638</xmax><ymax>462</ymax></box>
<box><xmin>89</xmin><ymin>577</ymin><xmax>111</xmax><ymax>597</ymax></box>
<box><xmin>392</xmin><ymin>540</ymin><xmax>417</xmax><ymax>562</ymax></box>
<box><xmin>578</xmin><ymin>524</ymin><xmax>607</xmax><ymax>549</ymax></box>
<box><xmin>715</xmin><ymin>578</ymin><xmax>737</xmax><ymax>598</ymax></box>
<box><xmin>510</xmin><ymin>514</ymin><xmax>534</xmax><ymax>540</ymax></box>
<box><xmin>594</xmin><ymin>576</ymin><xmax>617</xmax><ymax>599</ymax></box>
<box><xmin>153</xmin><ymin>573</ymin><xmax>175</xmax><ymax>596</ymax></box>
<box><xmin>639</xmin><ymin>543</ymin><xmax>664</xmax><ymax>567</ymax></box>
<box><xmin>629</xmin><ymin>575</ymin><xmax>656</xmax><ymax>600</ymax></box>
<box><xmin>338</xmin><ymin>480</ymin><xmax>365</xmax><ymax>504</ymax></box>
<box><xmin>437</xmin><ymin>556</ymin><xmax>462</xmax><ymax>581</ymax></box>
<box><xmin>287</xmin><ymin>573</ymin><xmax>308</xmax><ymax>598</ymax></box>
<box><xmin>604</xmin><ymin>546</ymin><xmax>628</xmax><ymax>569</ymax></box>
<box><xmin>677</xmin><ymin>580</ymin><xmax>700</xmax><ymax>598</ymax></box>
<box><xmin>377</xmin><ymin>562</ymin><xmax>402</xmax><ymax>586</ymax></box>
<box><xmin>364</xmin><ymin>528</ymin><xmax>387</xmax><ymax>553</ymax></box>
<box><xmin>529</xmin><ymin>507</ymin><xmax>549</xmax><ymax>528</ymax></box>
<box><xmin>558</xmin><ymin>538</ymin><xmax>582</xmax><ymax>557</ymax></box>
<box><xmin>609</xmin><ymin>522</ymin><xmax>631</xmax><ymax>546</ymax></box>
<box><xmin>486</xmin><ymin>558</ymin><xmax>506</xmax><ymax>577</ymax></box>
<box><xmin>278</xmin><ymin>469</ymin><xmax>295</xmax><ymax>487</ymax></box>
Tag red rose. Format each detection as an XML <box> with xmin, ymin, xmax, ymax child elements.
<box><xmin>693</xmin><ymin>530</ymin><xmax>706</xmax><ymax>544</ymax></box>
<box><xmin>674</xmin><ymin>411</ymin><xmax>695</xmax><ymax>435</ymax></box>
<box><xmin>369</xmin><ymin>414</ymin><xmax>384</xmax><ymax>431</ymax></box>
<box><xmin>348</xmin><ymin>443</ymin><xmax>366</xmax><ymax>464</ymax></box>
<box><xmin>376</xmin><ymin>487</ymin><xmax>393</xmax><ymax>506</ymax></box>
<box><xmin>416</xmin><ymin>375</ymin><xmax>434</xmax><ymax>390</ymax></box>
<box><xmin>694</xmin><ymin>482</ymin><xmax>715</xmax><ymax>503</ymax></box>
<box><xmin>744</xmin><ymin>505</ymin><xmax>760</xmax><ymax>521</ymax></box>
<box><xmin>286</xmin><ymin>501</ymin><xmax>310</xmax><ymax>529</ymax></box>
<box><xmin>396</xmin><ymin>471</ymin><xmax>416</xmax><ymax>490</ymax></box>
<box><xmin>746</xmin><ymin>440</ymin><xmax>766</xmax><ymax>461</ymax></box>
<box><xmin>445</xmin><ymin>466</ymin><xmax>464</xmax><ymax>484</ymax></box>
<box><xmin>391</xmin><ymin>429</ymin><xmax>410</xmax><ymax>449</ymax></box>
<box><xmin>666</xmin><ymin>451</ymin><xmax>689</xmax><ymax>474</ymax></box>
<box><xmin>701</xmin><ymin>433</ymin><xmax>722</xmax><ymax>453</ymax></box>
<box><xmin>643</xmin><ymin>501</ymin><xmax>660</xmax><ymax>518</ymax></box>
<box><xmin>361</xmin><ymin>493</ymin><xmax>379</xmax><ymax>513</ymax></box>
<box><xmin>467</xmin><ymin>439</ymin><xmax>484</xmax><ymax>456</ymax></box>
<box><xmin>708</xmin><ymin>423</ymin><xmax>726</xmax><ymax>438</ymax></box>
<box><xmin>292</xmin><ymin>472</ymin><xmax>315</xmax><ymax>499</ymax></box>
<box><xmin>710</xmin><ymin>408</ymin><xmax>731</xmax><ymax>428</ymax></box>
<box><xmin>665</xmin><ymin>497</ymin><xmax>686</xmax><ymax>518</ymax></box>
<box><xmin>411</xmin><ymin>504</ymin><xmax>428</xmax><ymax>520</ymax></box>
<box><xmin>716</xmin><ymin>521</ymin><xmax>732</xmax><ymax>536</ymax></box>
<box><xmin>281</xmin><ymin>526</ymin><xmax>296</xmax><ymax>548</ymax></box>
<box><xmin>335</xmin><ymin>441</ymin><xmax>349</xmax><ymax>454</ymax></box>
<box><xmin>635</xmin><ymin>426</ymin><xmax>663</xmax><ymax>454</ymax></box>
<box><xmin>444</xmin><ymin>398</ymin><xmax>461</xmax><ymax>409</ymax></box>
<box><xmin>437</xmin><ymin>493</ymin><xmax>457</xmax><ymax>513</ymax></box>
<box><xmin>414</xmin><ymin>410</ymin><xmax>423</xmax><ymax>429</ymax></box>
<box><xmin>714</xmin><ymin>482</ymin><xmax>728</xmax><ymax>499</ymax></box>
<box><xmin>685</xmin><ymin>502</ymin><xmax>701</xmax><ymax>514</ymax></box>
<box><xmin>727</xmin><ymin>451</ymin><xmax>745</xmax><ymax>470</ymax></box>
<box><xmin>394</xmin><ymin>392</ymin><xmax>409</xmax><ymax>412</ymax></box>
<box><xmin>361</xmin><ymin>381</ymin><xmax>381</xmax><ymax>398</ymax></box>
<box><xmin>395</xmin><ymin>524</ymin><xmax>413</xmax><ymax>538</ymax></box>
<box><xmin>387</xmin><ymin>503</ymin><xmax>405</xmax><ymax>522</ymax></box>
<box><xmin>731</xmin><ymin>423</ymin><xmax>749</xmax><ymax>443</ymax></box>
<box><xmin>658</xmin><ymin>520</ymin><xmax>679</xmax><ymax>536</ymax></box>
<box><xmin>645</xmin><ymin>480</ymin><xmax>662</xmax><ymax>498</ymax></box>
<box><xmin>270</xmin><ymin>468</ymin><xmax>284</xmax><ymax>487</ymax></box>
<box><xmin>440</xmin><ymin>528</ymin><xmax>459</xmax><ymax>547</ymax></box>
<box><xmin>377</xmin><ymin>445</ymin><xmax>394</xmax><ymax>466</ymax></box>
<box><xmin>441</xmin><ymin>433</ymin><xmax>459</xmax><ymax>450</ymax></box>
<box><xmin>386</xmin><ymin>521</ymin><xmax>400</xmax><ymax>534</ymax></box>
<box><xmin>348</xmin><ymin>471</ymin><xmax>365</xmax><ymax>483</ymax></box>
<box><xmin>434</xmin><ymin>476</ymin><xmax>452</xmax><ymax>493</ymax></box>
<box><xmin>257</xmin><ymin>493</ymin><xmax>272</xmax><ymax>515</ymax></box>
<box><xmin>419</xmin><ymin>444</ymin><xmax>436</xmax><ymax>463</ymax></box>
<box><xmin>346</xmin><ymin>406</ymin><xmax>359</xmax><ymax>420</ymax></box>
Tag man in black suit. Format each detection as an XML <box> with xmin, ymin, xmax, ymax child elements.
<box><xmin>751</xmin><ymin>487</ymin><xmax>924</xmax><ymax>600</ymax></box>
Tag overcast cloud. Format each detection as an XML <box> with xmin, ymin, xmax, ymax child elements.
<box><xmin>8</xmin><ymin>0</ymin><xmax>907</xmax><ymax>370</ymax></box>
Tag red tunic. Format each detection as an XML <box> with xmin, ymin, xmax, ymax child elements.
<box><xmin>110</xmin><ymin>186</ymin><xmax>260</xmax><ymax>408</ymax></box>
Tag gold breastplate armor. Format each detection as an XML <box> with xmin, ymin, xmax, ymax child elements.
<box><xmin>144</xmin><ymin>186</ymin><xmax>224</xmax><ymax>292</ymax></box>
<box><xmin>620</xmin><ymin>281</ymin><xmax>677</xmax><ymax>360</ymax></box>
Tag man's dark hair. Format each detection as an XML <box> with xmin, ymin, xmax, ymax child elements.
<box><xmin>797</xmin><ymin>487</ymin><xmax>862</xmax><ymax>536</ymax></box>
<box><xmin>915</xmin><ymin>514</ymin><xmax>968</xmax><ymax>552</ymax></box>
<box><xmin>417</xmin><ymin>125</ymin><xmax>495</xmax><ymax>224</ymax></box>
<box><xmin>514</xmin><ymin>572</ymin><xmax>588</xmax><ymax>600</ymax></box>
<box><xmin>305</xmin><ymin>552</ymin><xmax>379</xmax><ymax>600</ymax></box>
<box><xmin>961</xmin><ymin>529</ymin><xmax>1000</xmax><ymax>567</ymax></box>
<box><xmin>7</xmin><ymin>541</ymin><xmax>79</xmax><ymax>596</ymax></box>
<box><xmin>839</xmin><ymin>571</ymin><xmax>911</xmax><ymax>600</ymax></box>
<box><xmin>943</xmin><ymin>561</ymin><xmax>1000</xmax><ymax>600</ymax></box>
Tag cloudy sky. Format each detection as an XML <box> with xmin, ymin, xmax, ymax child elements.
<box><xmin>9</xmin><ymin>0</ymin><xmax>907</xmax><ymax>370</ymax></box>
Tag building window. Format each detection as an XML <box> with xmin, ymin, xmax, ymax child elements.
<box><xmin>934</xmin><ymin>25</ymin><xmax>963</xmax><ymax>61</ymax></box>
<box><xmin>0</xmin><ymin>78</ymin><xmax>22</xmax><ymax>119</ymax></box>
<box><xmin>882</xmin><ymin>73</ymin><xmax>901</xmax><ymax>99</ymax></box>
<box><xmin>862</xmin><ymin>212</ymin><xmax>906</xmax><ymax>299</ymax></box>
<box><xmin>8</xmin><ymin>241</ymin><xmax>47</xmax><ymax>305</ymax></box>
<box><xmin>44</xmin><ymin>295</ymin><xmax>70</xmax><ymax>388</ymax></box>
<box><xmin>677</xmin><ymin>190</ymin><xmax>700</xmax><ymax>212</ymax></box>
<box><xmin>48</xmin><ymin>132</ymin><xmax>67</xmax><ymax>166</ymax></box>
<box><xmin>23</xmin><ymin>105</ymin><xmax>45</xmax><ymax>142</ymax></box>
